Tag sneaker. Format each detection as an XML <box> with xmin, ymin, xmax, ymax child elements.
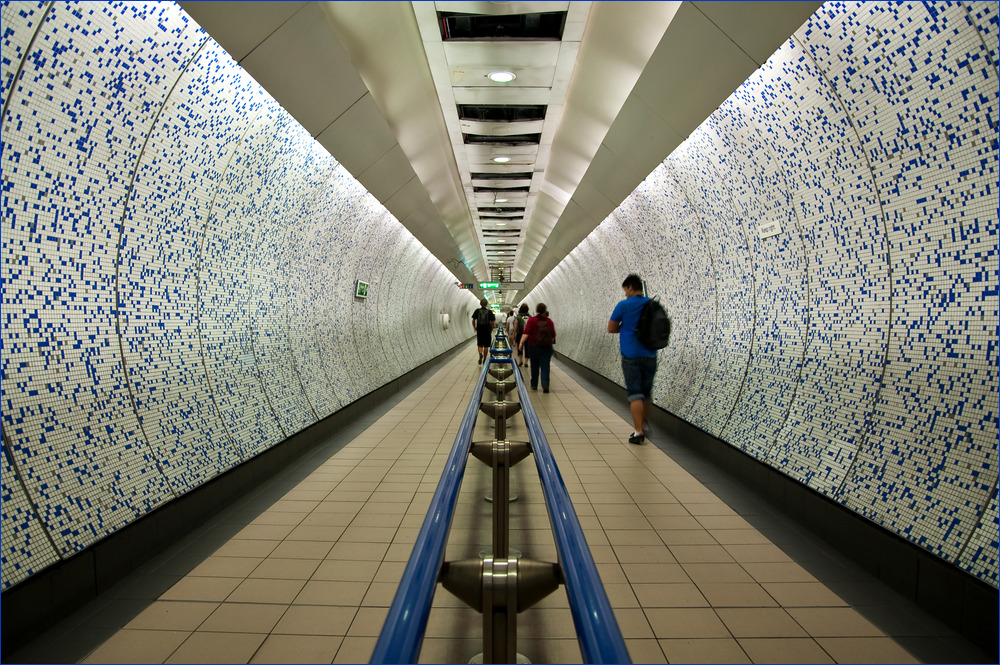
<box><xmin>478</xmin><ymin>356</ymin><xmax>483</xmax><ymax>365</ymax></box>
<box><xmin>628</xmin><ymin>433</ymin><xmax>644</xmax><ymax>445</ymax></box>
<box><xmin>542</xmin><ymin>387</ymin><xmax>549</xmax><ymax>393</ymax></box>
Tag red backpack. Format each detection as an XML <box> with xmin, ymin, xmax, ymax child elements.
<box><xmin>534</xmin><ymin>317</ymin><xmax>554</xmax><ymax>346</ymax></box>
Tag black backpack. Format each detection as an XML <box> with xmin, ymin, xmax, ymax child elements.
<box><xmin>475</xmin><ymin>308</ymin><xmax>492</xmax><ymax>327</ymax></box>
<box><xmin>637</xmin><ymin>297</ymin><xmax>671</xmax><ymax>350</ymax></box>
<box><xmin>516</xmin><ymin>314</ymin><xmax>527</xmax><ymax>339</ymax></box>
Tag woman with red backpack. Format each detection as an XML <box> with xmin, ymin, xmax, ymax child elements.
<box><xmin>518</xmin><ymin>303</ymin><xmax>556</xmax><ymax>392</ymax></box>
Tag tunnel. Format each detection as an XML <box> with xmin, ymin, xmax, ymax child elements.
<box><xmin>0</xmin><ymin>1</ymin><xmax>997</xmax><ymax>663</ymax></box>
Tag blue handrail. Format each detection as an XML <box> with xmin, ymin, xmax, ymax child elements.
<box><xmin>371</xmin><ymin>349</ymin><xmax>629</xmax><ymax>663</ymax></box>
<box><xmin>512</xmin><ymin>363</ymin><xmax>632</xmax><ymax>664</ymax></box>
<box><xmin>369</xmin><ymin>358</ymin><xmax>490</xmax><ymax>664</ymax></box>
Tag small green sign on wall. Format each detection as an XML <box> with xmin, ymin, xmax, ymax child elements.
<box><xmin>355</xmin><ymin>280</ymin><xmax>369</xmax><ymax>299</ymax></box>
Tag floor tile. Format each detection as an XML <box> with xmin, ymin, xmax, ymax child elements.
<box><xmin>632</xmin><ymin>583</ymin><xmax>709</xmax><ymax>608</ymax></box>
<box><xmin>159</xmin><ymin>576</ymin><xmax>242</xmax><ymax>602</ymax></box>
<box><xmin>293</xmin><ymin>580</ymin><xmax>369</xmax><ymax>606</ymax></box>
<box><xmin>716</xmin><ymin>607</ymin><xmax>808</xmax><ymax>638</ymax></box>
<box><xmin>312</xmin><ymin>559</ymin><xmax>380</xmax><ymax>583</ymax></box>
<box><xmin>657</xmin><ymin>637</ymin><xmax>751</xmax><ymax>663</ymax></box>
<box><xmin>249</xmin><ymin>558</ymin><xmax>321</xmax><ymax>581</ymax></box>
<box><xmin>270</xmin><ymin>541</ymin><xmax>335</xmax><ymax>560</ymax></box>
<box><xmin>186</xmin><ymin>556</ymin><xmax>263</xmax><ymax>578</ymax></box>
<box><xmin>347</xmin><ymin>607</ymin><xmax>390</xmax><ymax>636</ymax></box>
<box><xmin>81</xmin><ymin>629</ymin><xmax>190</xmax><ymax>664</ymax></box>
<box><xmin>124</xmin><ymin>600</ymin><xmax>218</xmax><ymax>631</ymax></box>
<box><xmin>228</xmin><ymin>579</ymin><xmax>306</xmax><ymax>604</ymax></box>
<box><xmin>272</xmin><ymin>606</ymin><xmax>358</xmax><ymax>636</ymax></box>
<box><xmin>786</xmin><ymin>607</ymin><xmax>886</xmax><ymax>637</ymax></box>
<box><xmin>250</xmin><ymin>634</ymin><xmax>343</xmax><ymax>664</ymax></box>
<box><xmin>333</xmin><ymin>636</ymin><xmax>378</xmax><ymax>663</ymax></box>
<box><xmin>697</xmin><ymin>582</ymin><xmax>779</xmax><ymax>608</ymax></box>
<box><xmin>165</xmin><ymin>631</ymin><xmax>266</xmax><ymax>664</ymax></box>
<box><xmin>815</xmin><ymin>636</ymin><xmax>920</xmax><ymax>663</ymax></box>
<box><xmin>644</xmin><ymin>608</ymin><xmax>731</xmax><ymax>639</ymax></box>
<box><xmin>738</xmin><ymin>637</ymin><xmax>834</xmax><ymax>664</ymax></box>
<box><xmin>681</xmin><ymin>563</ymin><xmax>756</xmax><ymax>585</ymax></box>
<box><xmin>200</xmin><ymin>603</ymin><xmax>287</xmax><ymax>633</ymax></box>
<box><xmin>761</xmin><ymin>581</ymin><xmax>849</xmax><ymax>607</ymax></box>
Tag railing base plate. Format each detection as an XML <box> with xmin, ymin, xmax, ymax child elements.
<box><xmin>469</xmin><ymin>652</ymin><xmax>531</xmax><ymax>664</ymax></box>
<box><xmin>485</xmin><ymin>494</ymin><xmax>518</xmax><ymax>503</ymax></box>
<box><xmin>478</xmin><ymin>547</ymin><xmax>522</xmax><ymax>559</ymax></box>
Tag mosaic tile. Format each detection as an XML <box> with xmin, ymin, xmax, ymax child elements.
<box><xmin>0</xmin><ymin>0</ymin><xmax>476</xmax><ymax>589</ymax></box>
<box><xmin>527</xmin><ymin>0</ymin><xmax>998</xmax><ymax>586</ymax></box>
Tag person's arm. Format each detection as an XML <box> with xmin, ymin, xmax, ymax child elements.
<box><xmin>519</xmin><ymin>318</ymin><xmax>533</xmax><ymax>351</ymax></box>
<box><xmin>608</xmin><ymin>301</ymin><xmax>623</xmax><ymax>334</ymax></box>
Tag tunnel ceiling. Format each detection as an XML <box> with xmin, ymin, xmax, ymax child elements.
<box><xmin>178</xmin><ymin>1</ymin><xmax>821</xmax><ymax>302</ymax></box>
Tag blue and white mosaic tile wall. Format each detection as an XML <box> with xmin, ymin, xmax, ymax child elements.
<box><xmin>0</xmin><ymin>1</ymin><xmax>476</xmax><ymax>590</ymax></box>
<box><xmin>530</xmin><ymin>1</ymin><xmax>999</xmax><ymax>586</ymax></box>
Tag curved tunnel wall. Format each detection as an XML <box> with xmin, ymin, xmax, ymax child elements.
<box><xmin>0</xmin><ymin>2</ymin><xmax>477</xmax><ymax>590</ymax></box>
<box><xmin>529</xmin><ymin>1</ymin><xmax>999</xmax><ymax>586</ymax></box>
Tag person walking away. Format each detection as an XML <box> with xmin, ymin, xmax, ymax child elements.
<box><xmin>519</xmin><ymin>303</ymin><xmax>556</xmax><ymax>392</ymax></box>
<box><xmin>608</xmin><ymin>274</ymin><xmax>656</xmax><ymax>444</ymax></box>
<box><xmin>505</xmin><ymin>310</ymin><xmax>518</xmax><ymax>346</ymax></box>
<box><xmin>472</xmin><ymin>299</ymin><xmax>495</xmax><ymax>365</ymax></box>
<box><xmin>514</xmin><ymin>304</ymin><xmax>530</xmax><ymax>367</ymax></box>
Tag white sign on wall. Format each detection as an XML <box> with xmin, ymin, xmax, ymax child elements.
<box><xmin>758</xmin><ymin>220</ymin><xmax>782</xmax><ymax>239</ymax></box>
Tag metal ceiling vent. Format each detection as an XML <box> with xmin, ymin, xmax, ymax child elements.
<box><xmin>459</xmin><ymin>105</ymin><xmax>547</xmax><ymax>122</ymax></box>
<box><xmin>439</xmin><ymin>11</ymin><xmax>567</xmax><ymax>41</ymax></box>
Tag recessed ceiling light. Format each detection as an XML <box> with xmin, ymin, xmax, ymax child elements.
<box><xmin>495</xmin><ymin>222</ymin><xmax>507</xmax><ymax>226</ymax></box>
<box><xmin>487</xmin><ymin>71</ymin><xmax>516</xmax><ymax>83</ymax></box>
<box><xmin>497</xmin><ymin>239</ymin><xmax>506</xmax><ymax>242</ymax></box>
<box><xmin>492</xmin><ymin>156</ymin><xmax>510</xmax><ymax>163</ymax></box>
<box><xmin>495</xmin><ymin>197</ymin><xmax>508</xmax><ymax>203</ymax></box>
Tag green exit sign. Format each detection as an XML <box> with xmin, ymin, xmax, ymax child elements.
<box><xmin>479</xmin><ymin>282</ymin><xmax>500</xmax><ymax>289</ymax></box>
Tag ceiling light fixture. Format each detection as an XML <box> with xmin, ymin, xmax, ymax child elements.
<box><xmin>492</xmin><ymin>156</ymin><xmax>510</xmax><ymax>163</ymax></box>
<box><xmin>495</xmin><ymin>197</ymin><xmax>508</xmax><ymax>203</ymax></box>
<box><xmin>487</xmin><ymin>71</ymin><xmax>516</xmax><ymax>83</ymax></box>
<box><xmin>495</xmin><ymin>222</ymin><xmax>507</xmax><ymax>226</ymax></box>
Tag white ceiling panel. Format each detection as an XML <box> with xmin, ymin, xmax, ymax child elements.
<box><xmin>460</xmin><ymin>120</ymin><xmax>546</xmax><ymax>135</ymax></box>
<box><xmin>233</xmin><ymin>3</ymin><xmax>370</xmax><ymax>137</ymax></box>
<box><xmin>435</xmin><ymin>2</ymin><xmax>570</xmax><ymax>16</ymax></box>
<box><xmin>182</xmin><ymin>0</ymin><xmax>823</xmax><ymax>295</ymax></box>
<box><xmin>359</xmin><ymin>146</ymin><xmax>420</xmax><ymax>203</ymax></box>
<box><xmin>177</xmin><ymin>1</ymin><xmax>308</xmax><ymax>62</ymax></box>
<box><xmin>472</xmin><ymin>179</ymin><xmax>533</xmax><ymax>189</ymax></box>
<box><xmin>453</xmin><ymin>86</ymin><xmax>552</xmax><ymax>105</ymax></box>
<box><xmin>442</xmin><ymin>41</ymin><xmax>563</xmax><ymax>68</ymax></box>
<box><xmin>693</xmin><ymin>1</ymin><xmax>820</xmax><ymax>65</ymax></box>
<box><xmin>315</xmin><ymin>94</ymin><xmax>398</xmax><ymax>179</ymax></box>
<box><xmin>449</xmin><ymin>66</ymin><xmax>556</xmax><ymax>88</ymax></box>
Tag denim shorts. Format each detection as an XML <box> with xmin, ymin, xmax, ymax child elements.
<box><xmin>622</xmin><ymin>355</ymin><xmax>657</xmax><ymax>402</ymax></box>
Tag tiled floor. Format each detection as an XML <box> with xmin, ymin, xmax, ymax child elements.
<box><xmin>9</xmin><ymin>344</ymin><xmax>991</xmax><ymax>664</ymax></box>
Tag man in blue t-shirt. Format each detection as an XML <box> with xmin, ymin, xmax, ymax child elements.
<box><xmin>608</xmin><ymin>274</ymin><xmax>657</xmax><ymax>444</ymax></box>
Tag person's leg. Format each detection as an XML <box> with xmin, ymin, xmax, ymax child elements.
<box><xmin>540</xmin><ymin>347</ymin><xmax>552</xmax><ymax>391</ymax></box>
<box><xmin>528</xmin><ymin>346</ymin><xmax>539</xmax><ymax>389</ymax></box>
<box><xmin>630</xmin><ymin>399</ymin><xmax>645</xmax><ymax>433</ymax></box>
<box><xmin>640</xmin><ymin>356</ymin><xmax>657</xmax><ymax>431</ymax></box>
<box><xmin>621</xmin><ymin>357</ymin><xmax>646</xmax><ymax>442</ymax></box>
